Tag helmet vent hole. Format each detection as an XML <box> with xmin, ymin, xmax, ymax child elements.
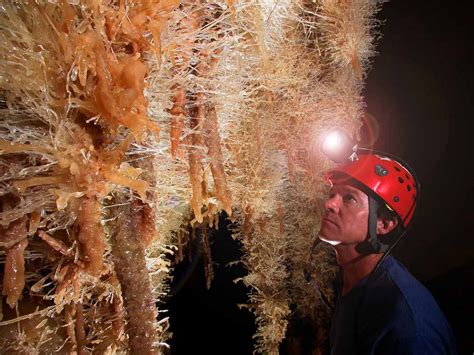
<box><xmin>394</xmin><ymin>196</ymin><xmax>400</xmax><ymax>202</ymax></box>
<box><xmin>394</xmin><ymin>166</ymin><xmax>401</xmax><ymax>172</ymax></box>
<box><xmin>405</xmin><ymin>173</ymin><xmax>410</xmax><ymax>180</ymax></box>
<box><xmin>398</xmin><ymin>177</ymin><xmax>404</xmax><ymax>183</ymax></box>
<box><xmin>407</xmin><ymin>185</ymin><xmax>412</xmax><ymax>192</ymax></box>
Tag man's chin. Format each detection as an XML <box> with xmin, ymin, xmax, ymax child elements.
<box><xmin>318</xmin><ymin>234</ymin><xmax>342</xmax><ymax>246</ymax></box>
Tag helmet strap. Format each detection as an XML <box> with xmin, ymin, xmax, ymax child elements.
<box><xmin>356</xmin><ymin>195</ymin><xmax>390</xmax><ymax>254</ymax></box>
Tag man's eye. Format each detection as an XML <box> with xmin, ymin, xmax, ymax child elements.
<box><xmin>343</xmin><ymin>194</ymin><xmax>357</xmax><ymax>203</ymax></box>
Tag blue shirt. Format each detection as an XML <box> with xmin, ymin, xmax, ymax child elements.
<box><xmin>330</xmin><ymin>256</ymin><xmax>456</xmax><ymax>354</ymax></box>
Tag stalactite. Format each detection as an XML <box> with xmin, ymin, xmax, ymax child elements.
<box><xmin>201</xmin><ymin>224</ymin><xmax>214</xmax><ymax>289</ymax></box>
<box><xmin>3</xmin><ymin>238</ymin><xmax>28</xmax><ymax>309</ymax></box>
<box><xmin>76</xmin><ymin>196</ymin><xmax>105</xmax><ymax>276</ymax></box>
<box><xmin>188</xmin><ymin>92</ymin><xmax>206</xmax><ymax>223</ymax></box>
<box><xmin>75</xmin><ymin>303</ymin><xmax>86</xmax><ymax>355</ymax></box>
<box><xmin>205</xmin><ymin>106</ymin><xmax>233</xmax><ymax>217</ymax></box>
<box><xmin>110</xmin><ymin>199</ymin><xmax>160</xmax><ymax>354</ymax></box>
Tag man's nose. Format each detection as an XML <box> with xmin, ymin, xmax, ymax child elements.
<box><xmin>324</xmin><ymin>194</ymin><xmax>340</xmax><ymax>213</ymax></box>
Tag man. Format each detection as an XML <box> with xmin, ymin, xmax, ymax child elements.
<box><xmin>319</xmin><ymin>153</ymin><xmax>456</xmax><ymax>354</ymax></box>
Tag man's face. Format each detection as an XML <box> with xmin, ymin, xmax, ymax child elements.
<box><xmin>318</xmin><ymin>183</ymin><xmax>369</xmax><ymax>246</ymax></box>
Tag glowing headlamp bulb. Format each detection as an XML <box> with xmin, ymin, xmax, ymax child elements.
<box><xmin>323</xmin><ymin>131</ymin><xmax>344</xmax><ymax>152</ymax></box>
<box><xmin>321</xmin><ymin>130</ymin><xmax>356</xmax><ymax>163</ymax></box>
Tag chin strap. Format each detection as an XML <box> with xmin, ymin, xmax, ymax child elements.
<box><xmin>356</xmin><ymin>195</ymin><xmax>390</xmax><ymax>254</ymax></box>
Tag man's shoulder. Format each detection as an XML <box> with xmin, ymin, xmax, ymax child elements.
<box><xmin>373</xmin><ymin>257</ymin><xmax>440</xmax><ymax>313</ymax></box>
<box><xmin>361</xmin><ymin>257</ymin><xmax>454</xmax><ymax>338</ymax></box>
<box><xmin>356</xmin><ymin>257</ymin><xmax>456</xmax><ymax>353</ymax></box>
<box><xmin>357</xmin><ymin>259</ymin><xmax>419</xmax><ymax>335</ymax></box>
<box><xmin>365</xmin><ymin>257</ymin><xmax>444</xmax><ymax>317</ymax></box>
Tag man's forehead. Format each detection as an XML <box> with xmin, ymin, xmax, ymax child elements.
<box><xmin>331</xmin><ymin>182</ymin><xmax>367</xmax><ymax>196</ymax></box>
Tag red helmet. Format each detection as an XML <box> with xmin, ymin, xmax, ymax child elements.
<box><xmin>327</xmin><ymin>154</ymin><xmax>418</xmax><ymax>228</ymax></box>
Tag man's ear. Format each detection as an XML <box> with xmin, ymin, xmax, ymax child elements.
<box><xmin>377</xmin><ymin>216</ymin><xmax>399</xmax><ymax>235</ymax></box>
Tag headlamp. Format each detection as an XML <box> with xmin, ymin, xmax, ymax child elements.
<box><xmin>321</xmin><ymin>130</ymin><xmax>358</xmax><ymax>163</ymax></box>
